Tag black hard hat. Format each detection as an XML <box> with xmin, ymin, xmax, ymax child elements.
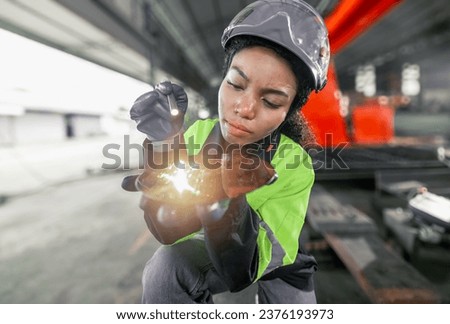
<box><xmin>222</xmin><ymin>0</ymin><xmax>330</xmax><ymax>91</ymax></box>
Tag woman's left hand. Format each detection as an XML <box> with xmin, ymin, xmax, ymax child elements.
<box><xmin>221</xmin><ymin>144</ymin><xmax>277</xmax><ymax>198</ymax></box>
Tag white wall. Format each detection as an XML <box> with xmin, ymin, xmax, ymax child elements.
<box><xmin>71</xmin><ymin>115</ymin><xmax>103</xmax><ymax>137</ymax></box>
<box><xmin>14</xmin><ymin>112</ymin><xmax>66</xmax><ymax>144</ymax></box>
<box><xmin>0</xmin><ymin>116</ymin><xmax>14</xmax><ymax>145</ymax></box>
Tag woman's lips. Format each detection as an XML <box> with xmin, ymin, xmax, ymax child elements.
<box><xmin>225</xmin><ymin>120</ymin><xmax>252</xmax><ymax>137</ymax></box>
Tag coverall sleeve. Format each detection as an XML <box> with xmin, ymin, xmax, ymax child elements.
<box><xmin>247</xmin><ymin>141</ymin><xmax>315</xmax><ymax>279</ymax></box>
<box><xmin>138</xmin><ymin>136</ymin><xmax>203</xmax><ymax>245</ymax></box>
<box><xmin>199</xmin><ymin>196</ymin><xmax>260</xmax><ymax>292</ymax></box>
<box><xmin>195</xmin><ymin>133</ymin><xmax>315</xmax><ymax>292</ymax></box>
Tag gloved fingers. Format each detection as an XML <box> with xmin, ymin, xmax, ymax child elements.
<box><xmin>136</xmin><ymin>109</ymin><xmax>170</xmax><ymax>134</ymax></box>
<box><xmin>121</xmin><ymin>174</ymin><xmax>140</xmax><ymax>192</ymax></box>
<box><xmin>132</xmin><ymin>82</ymin><xmax>187</xmax><ymax>120</ymax></box>
<box><xmin>172</xmin><ymin>84</ymin><xmax>188</xmax><ymax>113</ymax></box>
<box><xmin>135</xmin><ymin>103</ymin><xmax>175</xmax><ymax>126</ymax></box>
<box><xmin>130</xmin><ymin>81</ymin><xmax>187</xmax><ymax>141</ymax></box>
<box><xmin>131</xmin><ymin>91</ymin><xmax>178</xmax><ymax>122</ymax></box>
<box><xmin>121</xmin><ymin>171</ymin><xmax>160</xmax><ymax>193</ymax></box>
<box><xmin>155</xmin><ymin>82</ymin><xmax>179</xmax><ymax>117</ymax></box>
<box><xmin>155</xmin><ymin>81</ymin><xmax>173</xmax><ymax>95</ymax></box>
<box><xmin>156</xmin><ymin>82</ymin><xmax>188</xmax><ymax>116</ymax></box>
<box><xmin>135</xmin><ymin>113</ymin><xmax>174</xmax><ymax>138</ymax></box>
<box><xmin>130</xmin><ymin>91</ymin><xmax>160</xmax><ymax>118</ymax></box>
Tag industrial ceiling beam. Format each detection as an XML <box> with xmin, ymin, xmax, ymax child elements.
<box><xmin>145</xmin><ymin>0</ymin><xmax>212</xmax><ymax>91</ymax></box>
<box><xmin>180</xmin><ymin>0</ymin><xmax>222</xmax><ymax>75</ymax></box>
<box><xmin>55</xmin><ymin>0</ymin><xmax>151</xmax><ymax>63</ymax></box>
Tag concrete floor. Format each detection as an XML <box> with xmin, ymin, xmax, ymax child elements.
<box><xmin>0</xmin><ymin>171</ymin><xmax>148</xmax><ymax>303</ymax></box>
<box><xmin>0</xmin><ymin>171</ymin><xmax>445</xmax><ymax>304</ymax></box>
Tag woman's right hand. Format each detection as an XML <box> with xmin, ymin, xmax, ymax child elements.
<box><xmin>130</xmin><ymin>81</ymin><xmax>188</xmax><ymax>142</ymax></box>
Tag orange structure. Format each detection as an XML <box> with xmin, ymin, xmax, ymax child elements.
<box><xmin>302</xmin><ymin>0</ymin><xmax>402</xmax><ymax>147</ymax></box>
<box><xmin>302</xmin><ymin>62</ymin><xmax>349</xmax><ymax>147</ymax></box>
<box><xmin>352</xmin><ymin>104</ymin><xmax>395</xmax><ymax>144</ymax></box>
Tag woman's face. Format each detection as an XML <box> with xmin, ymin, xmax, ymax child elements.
<box><xmin>218</xmin><ymin>46</ymin><xmax>297</xmax><ymax>145</ymax></box>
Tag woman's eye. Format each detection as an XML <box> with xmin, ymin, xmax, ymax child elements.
<box><xmin>227</xmin><ymin>80</ymin><xmax>243</xmax><ymax>90</ymax></box>
<box><xmin>263</xmin><ymin>99</ymin><xmax>281</xmax><ymax>109</ymax></box>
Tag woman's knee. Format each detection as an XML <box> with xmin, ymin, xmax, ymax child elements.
<box><xmin>141</xmin><ymin>244</ymin><xmax>193</xmax><ymax>303</ymax></box>
<box><xmin>142</xmin><ymin>245</ymin><xmax>184</xmax><ymax>288</ymax></box>
<box><xmin>142</xmin><ymin>240</ymin><xmax>212</xmax><ymax>294</ymax></box>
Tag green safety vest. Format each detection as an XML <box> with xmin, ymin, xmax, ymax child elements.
<box><xmin>183</xmin><ymin>118</ymin><xmax>315</xmax><ymax>280</ymax></box>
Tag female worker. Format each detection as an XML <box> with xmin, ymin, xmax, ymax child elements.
<box><xmin>123</xmin><ymin>0</ymin><xmax>330</xmax><ymax>303</ymax></box>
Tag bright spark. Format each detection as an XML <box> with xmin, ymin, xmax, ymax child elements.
<box><xmin>162</xmin><ymin>168</ymin><xmax>196</xmax><ymax>194</ymax></box>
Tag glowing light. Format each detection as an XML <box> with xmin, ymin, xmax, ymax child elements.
<box><xmin>162</xmin><ymin>168</ymin><xmax>196</xmax><ymax>194</ymax></box>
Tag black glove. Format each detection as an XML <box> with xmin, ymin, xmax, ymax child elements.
<box><xmin>130</xmin><ymin>81</ymin><xmax>188</xmax><ymax>141</ymax></box>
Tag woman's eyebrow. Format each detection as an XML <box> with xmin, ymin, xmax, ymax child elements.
<box><xmin>261</xmin><ymin>88</ymin><xmax>289</xmax><ymax>98</ymax></box>
<box><xmin>230</xmin><ymin>66</ymin><xmax>249</xmax><ymax>81</ymax></box>
<box><xmin>231</xmin><ymin>66</ymin><xmax>290</xmax><ymax>98</ymax></box>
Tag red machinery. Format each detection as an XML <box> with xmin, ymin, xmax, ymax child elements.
<box><xmin>302</xmin><ymin>0</ymin><xmax>402</xmax><ymax>147</ymax></box>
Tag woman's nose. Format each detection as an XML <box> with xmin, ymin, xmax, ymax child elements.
<box><xmin>236</xmin><ymin>94</ymin><xmax>256</xmax><ymax>119</ymax></box>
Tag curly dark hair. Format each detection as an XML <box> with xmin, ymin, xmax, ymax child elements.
<box><xmin>223</xmin><ymin>36</ymin><xmax>316</xmax><ymax>146</ymax></box>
